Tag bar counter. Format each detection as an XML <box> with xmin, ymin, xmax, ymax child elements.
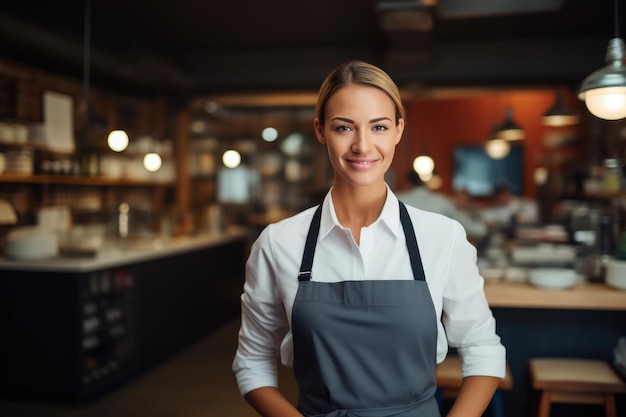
<box><xmin>485</xmin><ymin>281</ymin><xmax>626</xmax><ymax>310</ymax></box>
<box><xmin>0</xmin><ymin>228</ymin><xmax>251</xmax><ymax>404</ymax></box>
<box><xmin>0</xmin><ymin>227</ymin><xmax>250</xmax><ymax>273</ymax></box>
<box><xmin>484</xmin><ymin>281</ymin><xmax>626</xmax><ymax>417</ymax></box>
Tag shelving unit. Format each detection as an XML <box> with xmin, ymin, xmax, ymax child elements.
<box><xmin>0</xmin><ymin>59</ymin><xmax>183</xmax><ymax>238</ymax></box>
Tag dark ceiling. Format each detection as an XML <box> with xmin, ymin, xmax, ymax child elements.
<box><xmin>0</xmin><ymin>0</ymin><xmax>622</xmax><ymax>99</ymax></box>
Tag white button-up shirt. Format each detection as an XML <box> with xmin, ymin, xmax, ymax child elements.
<box><xmin>233</xmin><ymin>187</ymin><xmax>506</xmax><ymax>395</ymax></box>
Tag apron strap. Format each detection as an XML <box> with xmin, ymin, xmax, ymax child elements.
<box><xmin>399</xmin><ymin>202</ymin><xmax>426</xmax><ymax>282</ymax></box>
<box><xmin>298</xmin><ymin>205</ymin><xmax>322</xmax><ymax>281</ymax></box>
<box><xmin>298</xmin><ymin>202</ymin><xmax>426</xmax><ymax>282</ymax></box>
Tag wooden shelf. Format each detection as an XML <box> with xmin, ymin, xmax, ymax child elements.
<box><xmin>0</xmin><ymin>174</ymin><xmax>173</xmax><ymax>186</ymax></box>
<box><xmin>485</xmin><ymin>281</ymin><xmax>626</xmax><ymax>311</ymax></box>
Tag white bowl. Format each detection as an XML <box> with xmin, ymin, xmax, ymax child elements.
<box><xmin>529</xmin><ymin>268</ymin><xmax>578</xmax><ymax>290</ymax></box>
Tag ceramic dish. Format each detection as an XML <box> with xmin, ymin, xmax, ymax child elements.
<box><xmin>528</xmin><ymin>268</ymin><xmax>578</xmax><ymax>290</ymax></box>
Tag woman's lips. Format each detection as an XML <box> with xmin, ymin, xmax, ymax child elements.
<box><xmin>347</xmin><ymin>159</ymin><xmax>377</xmax><ymax>169</ymax></box>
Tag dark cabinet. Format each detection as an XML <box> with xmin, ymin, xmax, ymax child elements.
<box><xmin>0</xmin><ymin>237</ymin><xmax>246</xmax><ymax>404</ymax></box>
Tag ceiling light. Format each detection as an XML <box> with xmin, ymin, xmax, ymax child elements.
<box><xmin>485</xmin><ymin>123</ymin><xmax>510</xmax><ymax>159</ymax></box>
<box><xmin>376</xmin><ymin>0</ymin><xmax>437</xmax><ymax>32</ymax></box>
<box><xmin>496</xmin><ymin>107</ymin><xmax>525</xmax><ymax>140</ymax></box>
<box><xmin>485</xmin><ymin>138</ymin><xmax>510</xmax><ymax>159</ymax></box>
<box><xmin>578</xmin><ymin>0</ymin><xmax>626</xmax><ymax>120</ymax></box>
<box><xmin>542</xmin><ymin>89</ymin><xmax>580</xmax><ymax>127</ymax></box>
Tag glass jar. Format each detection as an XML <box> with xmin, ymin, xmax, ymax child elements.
<box><xmin>603</xmin><ymin>158</ymin><xmax>624</xmax><ymax>192</ymax></box>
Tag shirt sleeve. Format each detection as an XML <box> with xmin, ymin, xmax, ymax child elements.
<box><xmin>442</xmin><ymin>222</ymin><xmax>507</xmax><ymax>379</ymax></box>
<box><xmin>232</xmin><ymin>225</ymin><xmax>290</xmax><ymax>395</ymax></box>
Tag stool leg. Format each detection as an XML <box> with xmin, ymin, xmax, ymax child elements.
<box><xmin>490</xmin><ymin>390</ymin><xmax>504</xmax><ymax>417</ymax></box>
<box><xmin>537</xmin><ymin>391</ymin><xmax>551</xmax><ymax>417</ymax></box>
<box><xmin>605</xmin><ymin>393</ymin><xmax>616</xmax><ymax>417</ymax></box>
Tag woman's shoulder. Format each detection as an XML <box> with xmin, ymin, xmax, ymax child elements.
<box><xmin>261</xmin><ymin>205</ymin><xmax>320</xmax><ymax>239</ymax></box>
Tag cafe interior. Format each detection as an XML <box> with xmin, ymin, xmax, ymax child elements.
<box><xmin>0</xmin><ymin>1</ymin><xmax>625</xmax><ymax>416</ymax></box>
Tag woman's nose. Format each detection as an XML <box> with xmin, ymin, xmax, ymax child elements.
<box><xmin>351</xmin><ymin>130</ymin><xmax>370</xmax><ymax>153</ymax></box>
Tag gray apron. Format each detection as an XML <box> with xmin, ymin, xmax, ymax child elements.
<box><xmin>292</xmin><ymin>202</ymin><xmax>441</xmax><ymax>417</ymax></box>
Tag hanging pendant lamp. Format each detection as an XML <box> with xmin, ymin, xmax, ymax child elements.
<box><xmin>578</xmin><ymin>0</ymin><xmax>626</xmax><ymax>120</ymax></box>
<box><xmin>485</xmin><ymin>123</ymin><xmax>511</xmax><ymax>160</ymax></box>
<box><xmin>542</xmin><ymin>89</ymin><xmax>580</xmax><ymax>127</ymax></box>
<box><xmin>496</xmin><ymin>107</ymin><xmax>525</xmax><ymax>141</ymax></box>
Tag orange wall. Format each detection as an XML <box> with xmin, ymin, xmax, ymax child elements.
<box><xmin>392</xmin><ymin>89</ymin><xmax>584</xmax><ymax>200</ymax></box>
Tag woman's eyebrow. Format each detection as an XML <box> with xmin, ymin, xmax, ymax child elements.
<box><xmin>329</xmin><ymin>116</ymin><xmax>392</xmax><ymax>123</ymax></box>
<box><xmin>329</xmin><ymin>116</ymin><xmax>354</xmax><ymax>123</ymax></box>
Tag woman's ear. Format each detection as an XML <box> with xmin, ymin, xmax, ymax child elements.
<box><xmin>314</xmin><ymin>118</ymin><xmax>326</xmax><ymax>144</ymax></box>
<box><xmin>395</xmin><ymin>118</ymin><xmax>405</xmax><ymax>145</ymax></box>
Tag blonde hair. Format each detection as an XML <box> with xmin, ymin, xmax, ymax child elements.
<box><xmin>315</xmin><ymin>60</ymin><xmax>405</xmax><ymax>125</ymax></box>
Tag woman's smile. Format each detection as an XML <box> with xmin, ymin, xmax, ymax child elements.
<box><xmin>346</xmin><ymin>158</ymin><xmax>379</xmax><ymax>170</ymax></box>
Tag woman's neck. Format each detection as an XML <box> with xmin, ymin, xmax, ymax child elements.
<box><xmin>331</xmin><ymin>182</ymin><xmax>387</xmax><ymax>243</ymax></box>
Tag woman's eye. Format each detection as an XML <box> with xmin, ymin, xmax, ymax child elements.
<box><xmin>373</xmin><ymin>125</ymin><xmax>388</xmax><ymax>132</ymax></box>
<box><xmin>335</xmin><ymin>125</ymin><xmax>352</xmax><ymax>132</ymax></box>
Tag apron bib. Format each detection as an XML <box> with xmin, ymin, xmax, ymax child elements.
<box><xmin>292</xmin><ymin>202</ymin><xmax>440</xmax><ymax>417</ymax></box>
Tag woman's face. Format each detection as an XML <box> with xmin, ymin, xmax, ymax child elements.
<box><xmin>314</xmin><ymin>83</ymin><xmax>404</xmax><ymax>190</ymax></box>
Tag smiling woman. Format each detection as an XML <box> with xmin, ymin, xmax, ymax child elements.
<box><xmin>232</xmin><ymin>60</ymin><xmax>506</xmax><ymax>417</ymax></box>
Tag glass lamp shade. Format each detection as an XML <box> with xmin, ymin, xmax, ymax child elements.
<box><xmin>542</xmin><ymin>91</ymin><xmax>580</xmax><ymax>127</ymax></box>
<box><xmin>581</xmin><ymin>86</ymin><xmax>626</xmax><ymax>120</ymax></box>
<box><xmin>578</xmin><ymin>38</ymin><xmax>626</xmax><ymax>120</ymax></box>
<box><xmin>496</xmin><ymin>107</ymin><xmax>525</xmax><ymax>140</ymax></box>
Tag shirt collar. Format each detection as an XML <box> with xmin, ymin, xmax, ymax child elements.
<box><xmin>319</xmin><ymin>185</ymin><xmax>402</xmax><ymax>240</ymax></box>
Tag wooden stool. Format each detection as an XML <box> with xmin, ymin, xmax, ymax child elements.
<box><xmin>529</xmin><ymin>358</ymin><xmax>626</xmax><ymax>417</ymax></box>
<box><xmin>436</xmin><ymin>355</ymin><xmax>514</xmax><ymax>417</ymax></box>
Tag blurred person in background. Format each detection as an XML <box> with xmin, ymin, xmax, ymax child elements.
<box><xmin>397</xmin><ymin>170</ymin><xmax>488</xmax><ymax>244</ymax></box>
<box><xmin>481</xmin><ymin>183</ymin><xmax>538</xmax><ymax>233</ymax></box>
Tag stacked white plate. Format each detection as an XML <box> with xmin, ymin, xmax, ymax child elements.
<box><xmin>4</xmin><ymin>149</ymin><xmax>34</xmax><ymax>175</ymax></box>
<box><xmin>5</xmin><ymin>227</ymin><xmax>58</xmax><ymax>260</ymax></box>
<box><xmin>528</xmin><ymin>268</ymin><xmax>579</xmax><ymax>290</ymax></box>
<box><xmin>606</xmin><ymin>259</ymin><xmax>626</xmax><ymax>290</ymax></box>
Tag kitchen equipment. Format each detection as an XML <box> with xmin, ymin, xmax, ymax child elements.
<box><xmin>528</xmin><ymin>268</ymin><xmax>579</xmax><ymax>289</ymax></box>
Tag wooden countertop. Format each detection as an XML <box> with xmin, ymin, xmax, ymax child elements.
<box><xmin>485</xmin><ymin>281</ymin><xmax>626</xmax><ymax>311</ymax></box>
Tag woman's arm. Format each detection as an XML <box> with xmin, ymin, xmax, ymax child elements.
<box><xmin>244</xmin><ymin>387</ymin><xmax>303</xmax><ymax>417</ymax></box>
<box><xmin>445</xmin><ymin>375</ymin><xmax>501</xmax><ymax>417</ymax></box>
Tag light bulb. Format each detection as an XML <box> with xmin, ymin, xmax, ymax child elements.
<box><xmin>107</xmin><ymin>130</ymin><xmax>129</xmax><ymax>152</ymax></box>
<box><xmin>143</xmin><ymin>152</ymin><xmax>162</xmax><ymax>172</ymax></box>
<box><xmin>222</xmin><ymin>150</ymin><xmax>241</xmax><ymax>168</ymax></box>
<box><xmin>485</xmin><ymin>139</ymin><xmax>510</xmax><ymax>159</ymax></box>
<box><xmin>413</xmin><ymin>155</ymin><xmax>434</xmax><ymax>176</ymax></box>
<box><xmin>262</xmin><ymin>127</ymin><xmax>278</xmax><ymax>142</ymax></box>
<box><xmin>583</xmin><ymin>86</ymin><xmax>626</xmax><ymax>120</ymax></box>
